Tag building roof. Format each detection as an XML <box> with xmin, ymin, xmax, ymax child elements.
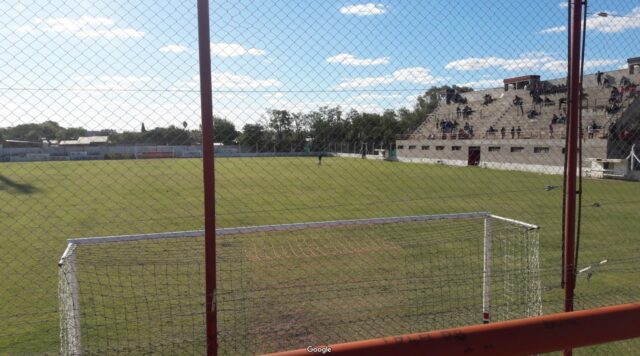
<box><xmin>503</xmin><ymin>75</ymin><xmax>540</xmax><ymax>84</ymax></box>
<box><xmin>627</xmin><ymin>57</ymin><xmax>640</xmax><ymax>64</ymax></box>
<box><xmin>59</xmin><ymin>136</ymin><xmax>109</xmax><ymax>146</ymax></box>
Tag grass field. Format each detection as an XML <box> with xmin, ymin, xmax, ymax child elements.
<box><xmin>1</xmin><ymin>157</ymin><xmax>639</xmax><ymax>354</ymax></box>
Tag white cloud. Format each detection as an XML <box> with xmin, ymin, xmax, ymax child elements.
<box><xmin>70</xmin><ymin>75</ymin><xmax>153</xmax><ymax>91</ymax></box>
<box><xmin>336</xmin><ymin>67</ymin><xmax>444</xmax><ymax>89</ymax></box>
<box><xmin>339</xmin><ymin>3</ymin><xmax>386</xmax><ymax>16</ymax></box>
<box><xmin>350</xmin><ymin>93</ymin><xmax>403</xmax><ymax>101</ymax></box>
<box><xmin>262</xmin><ymin>92</ymin><xmax>388</xmax><ymax>114</ymax></box>
<box><xmin>211</xmin><ymin>42</ymin><xmax>266</xmax><ymax>57</ymax></box>
<box><xmin>446</xmin><ymin>54</ymin><xmax>619</xmax><ymax>73</ymax></box>
<box><xmin>544</xmin><ymin>59</ymin><xmax>619</xmax><ymax>72</ymax></box>
<box><xmin>213</xmin><ymin>72</ymin><xmax>280</xmax><ymax>89</ymax></box>
<box><xmin>327</xmin><ymin>53</ymin><xmax>390</xmax><ymax>66</ymax></box>
<box><xmin>445</xmin><ymin>57</ymin><xmax>500</xmax><ymax>71</ymax></box>
<box><xmin>559</xmin><ymin>2</ymin><xmax>568</xmax><ymax>9</ymax></box>
<box><xmin>459</xmin><ymin>79</ymin><xmax>503</xmax><ymax>89</ymax></box>
<box><xmin>18</xmin><ymin>16</ymin><xmax>144</xmax><ymax>39</ymax></box>
<box><xmin>587</xmin><ymin>7</ymin><xmax>640</xmax><ymax>33</ymax></box>
<box><xmin>175</xmin><ymin>72</ymin><xmax>282</xmax><ymax>90</ymax></box>
<box><xmin>541</xmin><ymin>7</ymin><xmax>640</xmax><ymax>34</ymax></box>
<box><xmin>445</xmin><ymin>54</ymin><xmax>557</xmax><ymax>71</ymax></box>
<box><xmin>160</xmin><ymin>44</ymin><xmax>189</xmax><ymax>53</ymax></box>
<box><xmin>540</xmin><ymin>25</ymin><xmax>566</xmax><ymax>34</ymax></box>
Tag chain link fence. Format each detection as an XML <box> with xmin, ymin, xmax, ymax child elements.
<box><xmin>1</xmin><ymin>0</ymin><xmax>640</xmax><ymax>354</ymax></box>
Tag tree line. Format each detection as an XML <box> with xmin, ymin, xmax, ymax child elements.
<box><xmin>0</xmin><ymin>86</ymin><xmax>472</xmax><ymax>150</ymax></box>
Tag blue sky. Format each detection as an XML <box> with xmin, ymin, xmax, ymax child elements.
<box><xmin>1</xmin><ymin>0</ymin><xmax>640</xmax><ymax>131</ymax></box>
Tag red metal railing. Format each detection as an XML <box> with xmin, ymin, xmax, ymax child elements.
<box><xmin>266</xmin><ymin>302</ymin><xmax>640</xmax><ymax>356</ymax></box>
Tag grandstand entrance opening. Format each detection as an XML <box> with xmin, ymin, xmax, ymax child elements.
<box><xmin>468</xmin><ymin>147</ymin><xmax>481</xmax><ymax>166</ymax></box>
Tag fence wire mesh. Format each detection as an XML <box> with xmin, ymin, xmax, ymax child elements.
<box><xmin>1</xmin><ymin>0</ymin><xmax>640</xmax><ymax>354</ymax></box>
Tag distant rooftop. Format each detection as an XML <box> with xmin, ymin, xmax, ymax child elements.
<box><xmin>59</xmin><ymin>136</ymin><xmax>109</xmax><ymax>146</ymax></box>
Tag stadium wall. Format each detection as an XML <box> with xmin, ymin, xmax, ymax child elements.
<box><xmin>0</xmin><ymin>145</ymin><xmax>331</xmax><ymax>162</ymax></box>
<box><xmin>395</xmin><ymin>138</ymin><xmax>608</xmax><ymax>175</ymax></box>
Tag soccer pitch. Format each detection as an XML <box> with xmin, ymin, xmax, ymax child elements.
<box><xmin>1</xmin><ymin>157</ymin><xmax>639</xmax><ymax>353</ymax></box>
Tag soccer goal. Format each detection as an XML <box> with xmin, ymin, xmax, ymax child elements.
<box><xmin>58</xmin><ymin>212</ymin><xmax>541</xmax><ymax>355</ymax></box>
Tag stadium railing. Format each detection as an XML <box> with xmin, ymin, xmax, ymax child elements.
<box><xmin>266</xmin><ymin>302</ymin><xmax>640</xmax><ymax>356</ymax></box>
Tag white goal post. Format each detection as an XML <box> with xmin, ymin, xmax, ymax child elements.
<box><xmin>58</xmin><ymin>212</ymin><xmax>541</xmax><ymax>355</ymax></box>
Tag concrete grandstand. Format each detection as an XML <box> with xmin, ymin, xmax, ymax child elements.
<box><xmin>396</xmin><ymin>64</ymin><xmax>640</xmax><ymax>179</ymax></box>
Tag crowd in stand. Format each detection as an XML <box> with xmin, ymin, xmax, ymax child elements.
<box><xmin>426</xmin><ymin>70</ymin><xmax>640</xmax><ymax>141</ymax></box>
<box><xmin>445</xmin><ymin>89</ymin><xmax>468</xmax><ymax>105</ymax></box>
<box><xmin>455</xmin><ymin>105</ymin><xmax>474</xmax><ymax>119</ymax></box>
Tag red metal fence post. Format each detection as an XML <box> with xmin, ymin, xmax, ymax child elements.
<box><xmin>197</xmin><ymin>0</ymin><xmax>217</xmax><ymax>354</ymax></box>
<box><xmin>563</xmin><ymin>1</ymin><xmax>584</xmax><ymax>354</ymax></box>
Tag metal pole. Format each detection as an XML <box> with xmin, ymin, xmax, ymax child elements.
<box><xmin>197</xmin><ymin>0</ymin><xmax>217</xmax><ymax>354</ymax></box>
<box><xmin>482</xmin><ymin>217</ymin><xmax>492</xmax><ymax>324</ymax></box>
<box><xmin>564</xmin><ymin>1</ymin><xmax>583</xmax><ymax>355</ymax></box>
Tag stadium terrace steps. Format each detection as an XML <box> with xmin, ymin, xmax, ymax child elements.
<box><xmin>411</xmin><ymin>69</ymin><xmax>640</xmax><ymax>141</ymax></box>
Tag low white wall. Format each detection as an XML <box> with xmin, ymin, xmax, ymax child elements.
<box><xmin>334</xmin><ymin>153</ymin><xmax>384</xmax><ymax>160</ymax></box>
<box><xmin>396</xmin><ymin>157</ymin><xmax>468</xmax><ymax>166</ymax></box>
<box><xmin>480</xmin><ymin>161</ymin><xmax>564</xmax><ymax>175</ymax></box>
<box><xmin>395</xmin><ymin>156</ymin><xmax>602</xmax><ymax>177</ymax></box>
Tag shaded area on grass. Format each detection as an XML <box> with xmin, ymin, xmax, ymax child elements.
<box><xmin>0</xmin><ymin>175</ymin><xmax>39</xmax><ymax>195</ymax></box>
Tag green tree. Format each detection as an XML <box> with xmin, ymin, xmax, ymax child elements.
<box><xmin>267</xmin><ymin>110</ymin><xmax>294</xmax><ymax>151</ymax></box>
<box><xmin>213</xmin><ymin>117</ymin><xmax>238</xmax><ymax>145</ymax></box>
<box><xmin>398</xmin><ymin>85</ymin><xmax>473</xmax><ymax>134</ymax></box>
<box><xmin>238</xmin><ymin>123</ymin><xmax>266</xmax><ymax>151</ymax></box>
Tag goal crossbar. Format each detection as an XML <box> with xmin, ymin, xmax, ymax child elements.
<box><xmin>60</xmin><ymin>212</ymin><xmax>537</xmax><ymax>253</ymax></box>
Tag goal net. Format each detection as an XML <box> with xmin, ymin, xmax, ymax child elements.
<box><xmin>58</xmin><ymin>212</ymin><xmax>541</xmax><ymax>355</ymax></box>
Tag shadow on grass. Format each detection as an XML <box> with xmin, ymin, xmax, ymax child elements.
<box><xmin>0</xmin><ymin>175</ymin><xmax>39</xmax><ymax>194</ymax></box>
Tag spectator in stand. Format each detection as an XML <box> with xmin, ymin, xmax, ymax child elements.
<box><xmin>549</xmin><ymin>124</ymin><xmax>554</xmax><ymax>138</ymax></box>
<box><xmin>463</xmin><ymin>105</ymin><xmax>473</xmax><ymax>118</ymax></box>
<box><xmin>513</xmin><ymin>95</ymin><xmax>522</xmax><ymax>105</ymax></box>
<box><xmin>620</xmin><ymin>85</ymin><xmax>625</xmax><ymax>101</ymax></box>
<box><xmin>558</xmin><ymin>113</ymin><xmax>566</xmax><ymax>124</ymax></box>
<box><xmin>456</xmin><ymin>106</ymin><xmax>461</xmax><ymax>118</ymax></box>
<box><xmin>511</xmin><ymin>126</ymin><xmax>516</xmax><ymax>139</ymax></box>
<box><xmin>596</xmin><ymin>71</ymin><xmax>603</xmax><ymax>87</ymax></box>
<box><xmin>500</xmin><ymin>126</ymin><xmax>506</xmax><ymax>139</ymax></box>
<box><xmin>516</xmin><ymin>126</ymin><xmax>522</xmax><ymax>138</ymax></box>
<box><xmin>558</xmin><ymin>97</ymin><xmax>567</xmax><ymax>110</ymax></box>
<box><xmin>609</xmin><ymin>87</ymin><xmax>620</xmax><ymax>104</ymax></box>
<box><xmin>552</xmin><ymin>114</ymin><xmax>559</xmax><ymax>124</ymax></box>
<box><xmin>518</xmin><ymin>101</ymin><xmax>524</xmax><ymax>115</ymax></box>
<box><xmin>588</xmin><ymin>124</ymin><xmax>594</xmax><ymax>139</ymax></box>
<box><xmin>621</xmin><ymin>76</ymin><xmax>631</xmax><ymax>88</ymax></box>
<box><xmin>485</xmin><ymin>126</ymin><xmax>494</xmax><ymax>138</ymax></box>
